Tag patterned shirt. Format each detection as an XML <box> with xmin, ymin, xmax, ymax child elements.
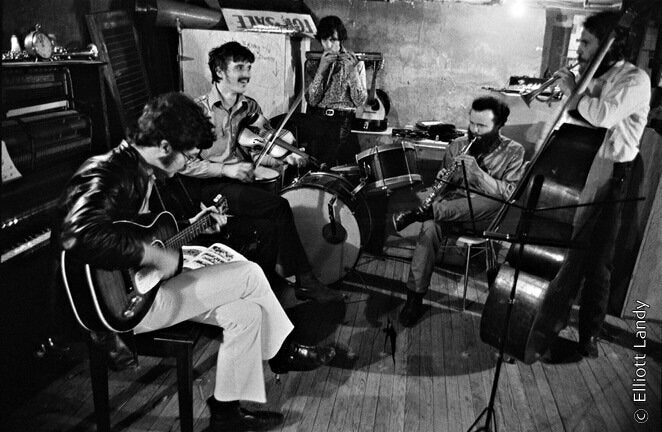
<box><xmin>443</xmin><ymin>135</ymin><xmax>526</xmax><ymax>200</ymax></box>
<box><xmin>306</xmin><ymin>51</ymin><xmax>368</xmax><ymax>109</ymax></box>
<box><xmin>576</xmin><ymin>60</ymin><xmax>650</xmax><ymax>163</ymax></box>
<box><xmin>180</xmin><ymin>87</ymin><xmax>262</xmax><ymax>178</ymax></box>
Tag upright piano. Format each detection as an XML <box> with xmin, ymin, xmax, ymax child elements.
<box><xmin>1</xmin><ymin>61</ymin><xmax>108</xmax><ymax>264</ymax></box>
<box><xmin>1</xmin><ymin>61</ymin><xmax>109</xmax><ymax>368</ymax></box>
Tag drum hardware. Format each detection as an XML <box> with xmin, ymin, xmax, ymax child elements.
<box><xmin>322</xmin><ymin>196</ymin><xmax>348</xmax><ymax>244</ymax></box>
<box><xmin>350</xmin><ymin>177</ymin><xmax>367</xmax><ymax>196</ymax></box>
<box><xmin>277</xmin><ymin>172</ymin><xmax>372</xmax><ymax>285</ymax></box>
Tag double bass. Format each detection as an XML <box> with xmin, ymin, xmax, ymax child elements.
<box><xmin>479</xmin><ymin>9</ymin><xmax>637</xmax><ymax>364</ymax></box>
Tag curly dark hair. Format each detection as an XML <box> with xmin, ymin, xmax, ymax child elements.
<box><xmin>471</xmin><ymin>96</ymin><xmax>510</xmax><ymax>128</ymax></box>
<box><xmin>133</xmin><ymin>92</ymin><xmax>214</xmax><ymax>151</ymax></box>
<box><xmin>208</xmin><ymin>42</ymin><xmax>255</xmax><ymax>83</ymax></box>
<box><xmin>316</xmin><ymin>16</ymin><xmax>348</xmax><ymax>42</ymax></box>
<box><xmin>583</xmin><ymin>11</ymin><xmax>626</xmax><ymax>63</ymax></box>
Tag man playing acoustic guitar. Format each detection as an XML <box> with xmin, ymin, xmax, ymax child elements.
<box><xmin>56</xmin><ymin>92</ymin><xmax>326</xmax><ymax>431</ymax></box>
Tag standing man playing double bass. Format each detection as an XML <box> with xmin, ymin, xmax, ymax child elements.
<box><xmin>554</xmin><ymin>11</ymin><xmax>651</xmax><ymax>358</ymax></box>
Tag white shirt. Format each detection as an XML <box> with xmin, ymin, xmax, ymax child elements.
<box><xmin>577</xmin><ymin>60</ymin><xmax>651</xmax><ymax>163</ymax></box>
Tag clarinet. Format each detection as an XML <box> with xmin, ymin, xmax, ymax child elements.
<box><xmin>415</xmin><ymin>136</ymin><xmax>479</xmax><ymax>213</ymax></box>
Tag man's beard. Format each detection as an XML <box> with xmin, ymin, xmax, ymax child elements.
<box><xmin>579</xmin><ymin>53</ymin><xmax>618</xmax><ymax>79</ymax></box>
<box><xmin>467</xmin><ymin>128</ymin><xmax>500</xmax><ymax>158</ymax></box>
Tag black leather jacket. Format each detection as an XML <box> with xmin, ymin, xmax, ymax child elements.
<box><xmin>56</xmin><ymin>142</ymin><xmax>153</xmax><ymax>269</ymax></box>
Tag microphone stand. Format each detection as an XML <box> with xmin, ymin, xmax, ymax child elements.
<box><xmin>467</xmin><ymin>175</ymin><xmax>544</xmax><ymax>432</ymax></box>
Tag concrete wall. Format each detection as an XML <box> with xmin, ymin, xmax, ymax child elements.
<box><xmin>307</xmin><ymin>0</ymin><xmax>546</xmax><ymax>128</ymax></box>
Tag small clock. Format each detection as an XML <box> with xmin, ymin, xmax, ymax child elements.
<box><xmin>24</xmin><ymin>25</ymin><xmax>54</xmax><ymax>59</ymax></box>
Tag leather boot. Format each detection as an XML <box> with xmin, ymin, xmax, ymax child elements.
<box><xmin>268</xmin><ymin>340</ymin><xmax>336</xmax><ymax>374</ymax></box>
<box><xmin>207</xmin><ymin>398</ymin><xmax>283</xmax><ymax>432</ymax></box>
<box><xmin>88</xmin><ymin>331</ymin><xmax>137</xmax><ymax>371</ymax></box>
<box><xmin>392</xmin><ymin>207</ymin><xmax>432</xmax><ymax>232</ymax></box>
<box><xmin>399</xmin><ymin>290</ymin><xmax>426</xmax><ymax>327</ymax></box>
<box><xmin>295</xmin><ymin>271</ymin><xmax>344</xmax><ymax>303</ymax></box>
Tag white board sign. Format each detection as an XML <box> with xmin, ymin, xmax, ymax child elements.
<box><xmin>221</xmin><ymin>8</ymin><xmax>316</xmax><ymax>38</ymax></box>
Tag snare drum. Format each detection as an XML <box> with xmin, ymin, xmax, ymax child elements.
<box><xmin>278</xmin><ymin>172</ymin><xmax>372</xmax><ymax>284</ymax></box>
<box><xmin>253</xmin><ymin>166</ymin><xmax>281</xmax><ymax>194</ymax></box>
<box><xmin>356</xmin><ymin>142</ymin><xmax>421</xmax><ymax>193</ymax></box>
<box><xmin>329</xmin><ymin>164</ymin><xmax>362</xmax><ymax>187</ymax></box>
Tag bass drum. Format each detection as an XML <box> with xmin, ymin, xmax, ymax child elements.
<box><xmin>278</xmin><ymin>172</ymin><xmax>372</xmax><ymax>285</ymax></box>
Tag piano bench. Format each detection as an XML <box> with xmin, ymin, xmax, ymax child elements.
<box><xmin>87</xmin><ymin>321</ymin><xmax>202</xmax><ymax>432</ymax></box>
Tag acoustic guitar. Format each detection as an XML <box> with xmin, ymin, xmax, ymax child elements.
<box><xmin>61</xmin><ymin>195</ymin><xmax>227</xmax><ymax>333</ymax></box>
<box><xmin>353</xmin><ymin>59</ymin><xmax>390</xmax><ymax>132</ymax></box>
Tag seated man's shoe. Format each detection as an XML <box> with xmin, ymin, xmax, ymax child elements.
<box><xmin>268</xmin><ymin>341</ymin><xmax>336</xmax><ymax>374</ymax></box>
<box><xmin>578</xmin><ymin>336</ymin><xmax>599</xmax><ymax>358</ymax></box>
<box><xmin>392</xmin><ymin>208</ymin><xmax>431</xmax><ymax>232</ymax></box>
<box><xmin>295</xmin><ymin>272</ymin><xmax>344</xmax><ymax>303</ymax></box>
<box><xmin>208</xmin><ymin>398</ymin><xmax>283</xmax><ymax>432</ymax></box>
<box><xmin>399</xmin><ymin>290</ymin><xmax>425</xmax><ymax>327</ymax></box>
<box><xmin>88</xmin><ymin>331</ymin><xmax>137</xmax><ymax>371</ymax></box>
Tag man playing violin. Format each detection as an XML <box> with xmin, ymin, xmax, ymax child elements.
<box><xmin>394</xmin><ymin>96</ymin><xmax>525</xmax><ymax>327</ymax></box>
<box><xmin>181</xmin><ymin>41</ymin><xmax>344</xmax><ymax>304</ymax></box>
<box><xmin>554</xmin><ymin>11</ymin><xmax>650</xmax><ymax>358</ymax></box>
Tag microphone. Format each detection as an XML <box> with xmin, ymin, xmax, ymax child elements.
<box><xmin>322</xmin><ymin>197</ymin><xmax>347</xmax><ymax>244</ymax></box>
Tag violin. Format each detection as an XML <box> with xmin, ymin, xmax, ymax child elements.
<box><xmin>238</xmin><ymin>126</ymin><xmax>320</xmax><ymax>170</ymax></box>
<box><xmin>238</xmin><ymin>126</ymin><xmax>298</xmax><ymax>159</ymax></box>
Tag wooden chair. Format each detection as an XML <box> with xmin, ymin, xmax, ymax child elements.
<box><xmin>88</xmin><ymin>322</ymin><xmax>202</xmax><ymax>432</ymax></box>
<box><xmin>455</xmin><ymin>236</ymin><xmax>496</xmax><ymax>311</ymax></box>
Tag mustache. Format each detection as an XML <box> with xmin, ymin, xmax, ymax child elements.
<box><xmin>238</xmin><ymin>77</ymin><xmax>250</xmax><ymax>83</ymax></box>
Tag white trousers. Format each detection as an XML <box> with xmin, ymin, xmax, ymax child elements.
<box><xmin>134</xmin><ymin>261</ymin><xmax>293</xmax><ymax>403</ymax></box>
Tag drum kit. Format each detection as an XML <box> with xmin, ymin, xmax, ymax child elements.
<box><xmin>273</xmin><ymin>141</ymin><xmax>422</xmax><ymax>285</ymax></box>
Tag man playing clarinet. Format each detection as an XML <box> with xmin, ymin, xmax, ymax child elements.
<box><xmin>393</xmin><ymin>96</ymin><xmax>525</xmax><ymax>327</ymax></box>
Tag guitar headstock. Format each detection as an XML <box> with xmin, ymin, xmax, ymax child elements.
<box><xmin>212</xmin><ymin>194</ymin><xmax>229</xmax><ymax>215</ymax></box>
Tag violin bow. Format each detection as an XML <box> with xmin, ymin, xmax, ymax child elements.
<box><xmin>254</xmin><ymin>90</ymin><xmax>305</xmax><ymax>168</ymax></box>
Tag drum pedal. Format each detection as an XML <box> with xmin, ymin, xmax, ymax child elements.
<box><xmin>351</xmin><ymin>178</ymin><xmax>367</xmax><ymax>196</ymax></box>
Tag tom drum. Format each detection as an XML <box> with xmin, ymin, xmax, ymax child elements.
<box><xmin>356</xmin><ymin>142</ymin><xmax>421</xmax><ymax>193</ymax></box>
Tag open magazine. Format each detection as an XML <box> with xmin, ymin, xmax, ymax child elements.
<box><xmin>182</xmin><ymin>242</ymin><xmax>247</xmax><ymax>270</ymax></box>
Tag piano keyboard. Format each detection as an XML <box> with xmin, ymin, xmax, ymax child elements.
<box><xmin>1</xmin><ymin>229</ymin><xmax>51</xmax><ymax>263</ymax></box>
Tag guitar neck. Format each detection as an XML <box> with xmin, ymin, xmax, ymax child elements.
<box><xmin>368</xmin><ymin>69</ymin><xmax>377</xmax><ymax>101</ymax></box>
<box><xmin>165</xmin><ymin>215</ymin><xmax>214</xmax><ymax>249</ymax></box>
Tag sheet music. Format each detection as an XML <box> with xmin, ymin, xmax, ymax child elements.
<box><xmin>182</xmin><ymin>242</ymin><xmax>247</xmax><ymax>270</ymax></box>
<box><xmin>1</xmin><ymin>140</ymin><xmax>22</xmax><ymax>183</ymax></box>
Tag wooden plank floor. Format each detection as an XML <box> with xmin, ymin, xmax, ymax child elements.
<box><xmin>2</xmin><ymin>251</ymin><xmax>661</xmax><ymax>432</ymax></box>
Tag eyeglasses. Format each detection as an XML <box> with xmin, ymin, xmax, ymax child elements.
<box><xmin>180</xmin><ymin>151</ymin><xmax>201</xmax><ymax>163</ymax></box>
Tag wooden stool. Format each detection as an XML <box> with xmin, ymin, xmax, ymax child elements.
<box><xmin>456</xmin><ymin>236</ymin><xmax>496</xmax><ymax>310</ymax></box>
<box><xmin>88</xmin><ymin>322</ymin><xmax>202</xmax><ymax>432</ymax></box>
